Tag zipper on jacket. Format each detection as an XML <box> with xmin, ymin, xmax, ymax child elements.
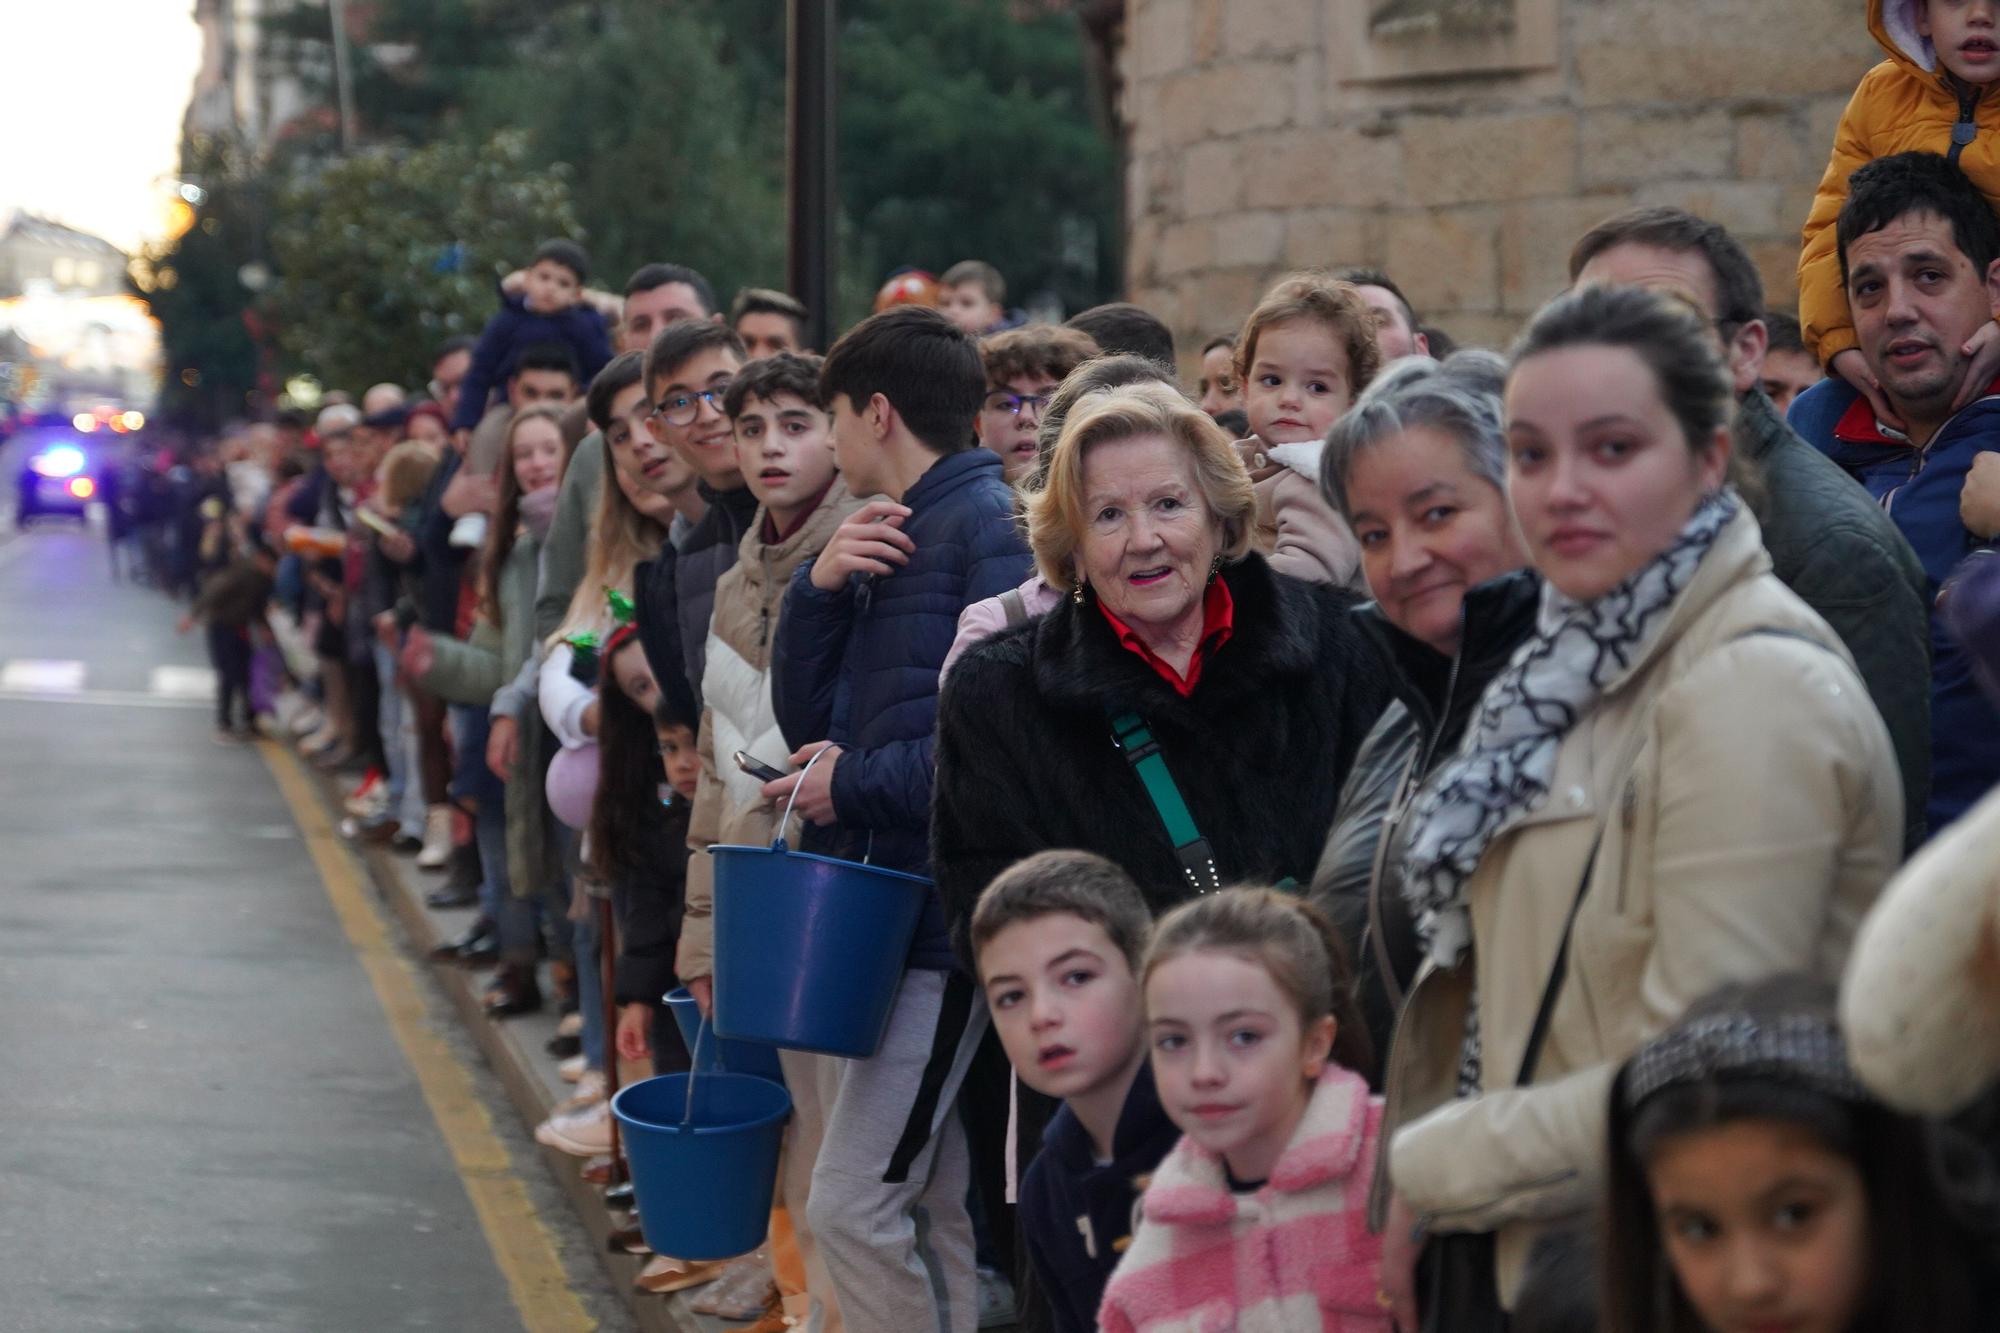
<box><xmin>1950</xmin><ymin>83</ymin><xmax>1981</xmax><ymax>166</ymax></box>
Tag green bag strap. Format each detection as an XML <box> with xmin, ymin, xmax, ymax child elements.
<box><xmin>1108</xmin><ymin>709</ymin><xmax>1221</xmax><ymax>896</ymax></box>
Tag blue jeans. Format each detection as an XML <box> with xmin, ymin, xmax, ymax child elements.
<box><xmin>371</xmin><ymin>642</ymin><xmax>408</xmax><ymax>826</ymax></box>
<box><xmin>574</xmin><ymin>900</ymin><xmax>605</xmax><ymax>1073</ymax></box>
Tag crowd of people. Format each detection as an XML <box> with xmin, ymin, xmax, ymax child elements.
<box><xmin>159</xmin><ymin>40</ymin><xmax>2000</xmax><ymax>1328</ymax></box>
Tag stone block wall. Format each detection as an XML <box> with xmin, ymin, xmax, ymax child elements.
<box><xmin>1119</xmin><ymin>0</ymin><xmax>1881</xmax><ymax>370</ymax></box>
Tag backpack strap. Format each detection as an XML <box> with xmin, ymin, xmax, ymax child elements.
<box><xmin>1108</xmin><ymin>709</ymin><xmax>1220</xmax><ymax>896</ymax></box>
<box><xmin>999</xmin><ymin>586</ymin><xmax>1029</xmax><ymax>629</ymax></box>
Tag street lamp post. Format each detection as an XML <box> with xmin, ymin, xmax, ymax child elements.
<box><xmin>786</xmin><ymin>0</ymin><xmax>836</xmax><ymax>352</ymax></box>
<box><xmin>328</xmin><ymin>0</ymin><xmax>358</xmax><ymax>152</ymax></box>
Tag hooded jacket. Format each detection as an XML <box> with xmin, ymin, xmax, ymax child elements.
<box><xmin>676</xmin><ymin>478</ymin><xmax>863</xmax><ymax>983</ymax></box>
<box><xmin>772</xmin><ymin>447</ymin><xmax>1033</xmax><ymax>971</ymax></box>
<box><xmin>1789</xmin><ymin>376</ymin><xmax>2000</xmax><ymax>830</ymax></box>
<box><xmin>1381</xmin><ymin>506</ymin><xmax>1903</xmax><ymax>1307</ymax></box>
<box><xmin>1018</xmin><ymin>1062</ymin><xmax>1182</xmax><ymax>1333</ymax></box>
<box><xmin>933</xmin><ymin>554</ymin><xmax>1393</xmax><ymax>965</ymax></box>
<box><xmin>1097</xmin><ymin>1066</ymin><xmax>1389</xmax><ymax>1333</ymax></box>
<box><xmin>1799</xmin><ymin>0</ymin><xmax>2000</xmax><ymax>364</ymax></box>
<box><xmin>1238</xmin><ymin>438</ymin><xmax>1365</xmax><ymax>589</ymax></box>
<box><xmin>1309</xmin><ymin>571</ymin><xmax>1542</xmax><ymax>1074</ymax></box>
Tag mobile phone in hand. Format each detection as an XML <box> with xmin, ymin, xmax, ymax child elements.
<box><xmin>734</xmin><ymin>750</ymin><xmax>787</xmax><ymax>783</ymax></box>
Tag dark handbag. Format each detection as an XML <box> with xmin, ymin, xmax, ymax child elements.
<box><xmin>1414</xmin><ymin>826</ymin><xmax>1608</xmax><ymax>1333</ymax></box>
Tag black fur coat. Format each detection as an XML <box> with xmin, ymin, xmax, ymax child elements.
<box><xmin>932</xmin><ymin>553</ymin><xmax>1393</xmax><ymax>963</ymax></box>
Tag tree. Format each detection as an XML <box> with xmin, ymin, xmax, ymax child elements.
<box><xmin>836</xmin><ymin>0</ymin><xmax>1121</xmax><ymax>322</ymax></box>
<box><xmin>264</xmin><ymin>131</ymin><xmax>579</xmax><ymax>391</ymax></box>
<box><xmin>260</xmin><ymin>0</ymin><xmax>1120</xmax><ymax>334</ymax></box>
<box><xmin>130</xmin><ymin>136</ymin><xmax>268</xmax><ymax>432</ymax></box>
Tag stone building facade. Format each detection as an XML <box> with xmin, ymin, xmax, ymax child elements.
<box><xmin>1114</xmin><ymin>0</ymin><xmax>1882</xmax><ymax>366</ymax></box>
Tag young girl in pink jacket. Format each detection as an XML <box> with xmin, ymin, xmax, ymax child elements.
<box><xmin>1099</xmin><ymin>888</ymin><xmax>1390</xmax><ymax>1333</ymax></box>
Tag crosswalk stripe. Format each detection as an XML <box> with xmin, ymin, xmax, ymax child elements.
<box><xmin>148</xmin><ymin>665</ymin><xmax>217</xmax><ymax>699</ymax></box>
<box><xmin>0</xmin><ymin>659</ymin><xmax>85</xmax><ymax>693</ymax></box>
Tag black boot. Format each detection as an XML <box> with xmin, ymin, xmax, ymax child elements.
<box><xmin>483</xmin><ymin>963</ymin><xmax>543</xmax><ymax>1018</ymax></box>
<box><xmin>427</xmin><ymin>917</ymin><xmax>495</xmax><ymax>963</ymax></box>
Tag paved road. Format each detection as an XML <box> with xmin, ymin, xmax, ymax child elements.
<box><xmin>0</xmin><ymin>523</ymin><xmax>623</xmax><ymax>1331</ymax></box>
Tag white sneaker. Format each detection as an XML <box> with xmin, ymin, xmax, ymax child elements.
<box><xmin>301</xmin><ymin>720</ymin><xmax>341</xmax><ymax>752</ymax></box>
<box><xmin>344</xmin><ymin>774</ymin><xmax>389</xmax><ymax>819</ymax></box>
<box><xmin>287</xmin><ymin>702</ymin><xmax>325</xmax><ymax>737</ymax></box>
<box><xmin>416</xmin><ymin>805</ymin><xmax>454</xmax><ymax>870</ymax></box>
<box><xmin>556</xmin><ymin>1011</ymin><xmax>584</xmax><ymax>1038</ymax></box>
<box><xmin>557</xmin><ymin>1069</ymin><xmax>606</xmax><ymax>1111</ymax></box>
<box><xmin>534</xmin><ymin>1099</ymin><xmax>611</xmax><ymax>1157</ymax></box>
<box><xmin>976</xmin><ymin>1267</ymin><xmax>1017</xmax><ymax>1328</ymax></box>
<box><xmin>558</xmin><ymin>1053</ymin><xmax>588</xmax><ymax>1083</ymax></box>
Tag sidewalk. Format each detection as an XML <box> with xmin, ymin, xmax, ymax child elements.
<box><xmin>310</xmin><ymin>774</ymin><xmax>744</xmax><ymax>1333</ymax></box>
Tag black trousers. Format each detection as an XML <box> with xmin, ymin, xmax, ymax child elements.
<box><xmin>206</xmin><ymin>623</ymin><xmax>252</xmax><ymax>729</ymax></box>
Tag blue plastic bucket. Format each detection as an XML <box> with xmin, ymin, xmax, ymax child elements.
<box><xmin>710</xmin><ymin>839</ymin><xmax>930</xmax><ymax>1058</ymax></box>
<box><xmin>612</xmin><ymin>1071</ymin><xmax>791</xmax><ymax>1261</ymax></box>
<box><xmin>665</xmin><ymin>987</ymin><xmax>785</xmax><ymax>1083</ymax></box>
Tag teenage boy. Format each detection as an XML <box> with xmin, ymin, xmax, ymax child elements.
<box><xmin>536</xmin><ymin>263</ymin><xmax>723</xmax><ymax>641</ymax></box>
<box><xmin>731</xmin><ymin>287</ymin><xmax>812</xmax><ymax>359</ymax></box>
<box><xmin>940</xmin><ymin>260</ymin><xmax>1012</xmax><ymax>336</ymax></box>
<box><xmin>766</xmin><ymin>305</ymin><xmax>1033</xmax><ymax>1331</ymax></box>
<box><xmin>632</xmin><ymin>321</ymin><xmax>760</xmax><ymax>716</ymax></box>
<box><xmin>678</xmin><ymin>351</ymin><xmax>860</xmax><ymax>1332</ymax></box>
<box><xmin>973</xmin><ymin>324</ymin><xmax>1099</xmax><ymax>484</ymax></box>
<box><xmin>971</xmin><ymin>851</ymin><xmax>1179</xmax><ymax>1333</ymax></box>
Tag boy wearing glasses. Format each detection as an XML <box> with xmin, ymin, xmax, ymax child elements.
<box><xmin>765</xmin><ymin>307</ymin><xmax>1033</xmax><ymax>1332</ymax></box>
<box><xmin>974</xmin><ymin>324</ymin><xmax>1100</xmax><ymax>484</ymax></box>
<box><xmin>635</xmin><ymin>320</ymin><xmax>760</xmax><ymax>714</ymax></box>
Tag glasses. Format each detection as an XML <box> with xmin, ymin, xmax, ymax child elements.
<box><xmin>648</xmin><ymin>383</ymin><xmax>733</xmax><ymax>428</ymax></box>
<box><xmin>984</xmin><ymin>391</ymin><xmax>1053</xmax><ymax>417</ymax></box>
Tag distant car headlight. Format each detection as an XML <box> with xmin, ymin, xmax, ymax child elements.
<box><xmin>29</xmin><ymin>445</ymin><xmax>87</xmax><ymax>479</ymax></box>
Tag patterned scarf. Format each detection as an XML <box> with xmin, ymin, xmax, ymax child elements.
<box><xmin>1400</xmin><ymin>490</ymin><xmax>1739</xmax><ymax>969</ymax></box>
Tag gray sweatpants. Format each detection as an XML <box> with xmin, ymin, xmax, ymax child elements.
<box><xmin>804</xmin><ymin>968</ymin><xmax>988</xmax><ymax>1333</ymax></box>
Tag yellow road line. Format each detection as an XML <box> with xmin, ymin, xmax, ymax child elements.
<box><xmin>262</xmin><ymin>740</ymin><xmax>596</xmax><ymax>1333</ymax></box>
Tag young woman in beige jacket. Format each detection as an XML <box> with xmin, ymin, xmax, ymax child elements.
<box><xmin>1374</xmin><ymin>286</ymin><xmax>1905</xmax><ymax>1329</ymax></box>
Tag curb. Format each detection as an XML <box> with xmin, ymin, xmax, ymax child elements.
<box><xmin>301</xmin><ymin>767</ymin><xmax>734</xmax><ymax>1333</ymax></box>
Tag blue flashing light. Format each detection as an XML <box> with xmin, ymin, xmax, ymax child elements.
<box><xmin>30</xmin><ymin>445</ymin><xmax>87</xmax><ymax>479</ymax></box>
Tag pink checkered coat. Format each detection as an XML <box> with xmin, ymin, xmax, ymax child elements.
<box><xmin>1097</xmin><ymin>1065</ymin><xmax>1390</xmax><ymax>1333</ymax></box>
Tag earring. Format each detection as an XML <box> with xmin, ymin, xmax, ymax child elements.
<box><xmin>1208</xmin><ymin>556</ymin><xmax>1222</xmax><ymax>585</ymax></box>
<box><xmin>1071</xmin><ymin>574</ymin><xmax>1087</xmax><ymax>606</ymax></box>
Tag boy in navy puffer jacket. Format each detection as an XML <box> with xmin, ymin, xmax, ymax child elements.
<box><xmin>768</xmin><ymin>306</ymin><xmax>1032</xmax><ymax>1332</ymax></box>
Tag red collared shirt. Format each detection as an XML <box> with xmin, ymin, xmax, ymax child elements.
<box><xmin>1834</xmin><ymin>374</ymin><xmax>2000</xmax><ymax>446</ymax></box>
<box><xmin>1097</xmin><ymin>576</ymin><xmax>1236</xmax><ymax>697</ymax></box>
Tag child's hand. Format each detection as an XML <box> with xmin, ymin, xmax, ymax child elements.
<box><xmin>686</xmin><ymin>975</ymin><xmax>713</xmax><ymax>1019</ymax></box>
<box><xmin>1955</xmin><ymin>320</ymin><xmax>2000</xmax><ymax>411</ymax></box>
<box><xmin>615</xmin><ymin>1002</ymin><xmax>653</xmax><ymax>1064</ymax></box>
<box><xmin>175</xmin><ymin>615</ymin><xmax>193</xmax><ymax>635</ymax></box>
<box><xmin>485</xmin><ymin>715</ymin><xmax>518</xmax><ymax>780</ymax></box>
<box><xmin>1964</xmin><ymin>451</ymin><xmax>2000</xmax><ymax>539</ymax></box>
<box><xmin>401</xmin><ymin>626</ymin><xmax>436</xmax><ymax>681</ymax></box>
<box><xmin>809</xmin><ymin>500</ymin><xmax>914</xmax><ymax>591</ymax></box>
<box><xmin>1830</xmin><ymin>349</ymin><xmax>1903</xmax><ymax>432</ymax></box>
<box><xmin>1378</xmin><ymin>1193</ymin><xmax>1424</xmax><ymax>1333</ymax></box>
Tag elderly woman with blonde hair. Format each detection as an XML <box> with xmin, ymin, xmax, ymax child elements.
<box><xmin>933</xmin><ymin>380</ymin><xmax>1394</xmax><ymax>951</ymax></box>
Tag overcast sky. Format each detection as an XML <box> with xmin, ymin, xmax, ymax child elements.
<box><xmin>0</xmin><ymin>2</ymin><xmax>205</xmax><ymax>254</ymax></box>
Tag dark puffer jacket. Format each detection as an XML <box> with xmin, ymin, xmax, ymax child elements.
<box><xmin>1737</xmin><ymin>387</ymin><xmax>1931</xmax><ymax>846</ymax></box>
<box><xmin>933</xmin><ymin>553</ymin><xmax>1393</xmax><ymax>966</ymax></box>
<box><xmin>1790</xmin><ymin>377</ymin><xmax>2000</xmax><ymax>832</ymax></box>
<box><xmin>633</xmin><ymin>481</ymin><xmax>761</xmax><ymax>724</ymax></box>
<box><xmin>1307</xmin><ymin>571</ymin><xmax>1539</xmax><ymax>1076</ymax></box>
<box><xmin>772</xmin><ymin>447</ymin><xmax>1032</xmax><ymax>971</ymax></box>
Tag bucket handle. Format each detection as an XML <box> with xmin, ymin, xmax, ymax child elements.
<box><xmin>773</xmin><ymin>742</ymin><xmax>840</xmax><ymax>851</ymax></box>
<box><xmin>683</xmin><ymin>1011</ymin><xmax>710</xmax><ymax>1127</ymax></box>
<box><xmin>773</xmin><ymin>745</ymin><xmax>876</xmax><ymax>864</ymax></box>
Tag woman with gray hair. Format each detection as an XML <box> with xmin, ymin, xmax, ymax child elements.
<box><xmin>1306</xmin><ymin>349</ymin><xmax>1540</xmax><ymax>1070</ymax></box>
